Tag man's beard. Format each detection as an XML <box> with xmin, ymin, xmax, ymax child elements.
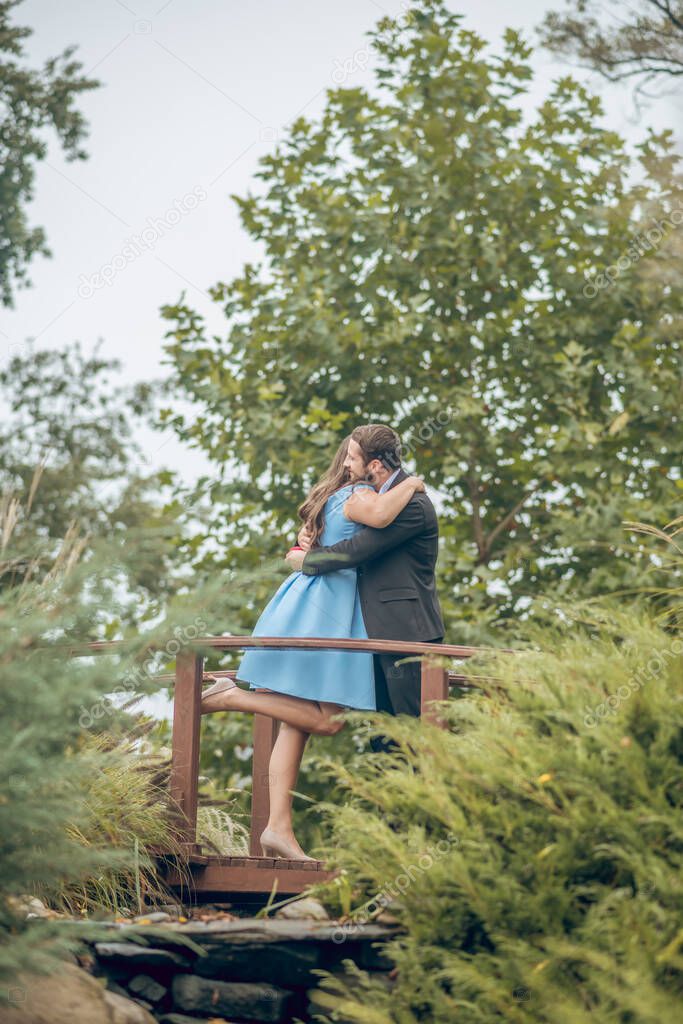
<box><xmin>349</xmin><ymin>465</ymin><xmax>377</xmax><ymax>486</ymax></box>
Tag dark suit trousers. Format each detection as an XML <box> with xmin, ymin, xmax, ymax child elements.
<box><xmin>369</xmin><ymin>638</ymin><xmax>444</xmax><ymax>755</ymax></box>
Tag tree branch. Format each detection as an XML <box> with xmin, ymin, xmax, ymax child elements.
<box><xmin>466</xmin><ymin>467</ymin><xmax>536</xmax><ymax>564</ymax></box>
<box><xmin>647</xmin><ymin>0</ymin><xmax>683</xmax><ymax>35</ymax></box>
<box><xmin>486</xmin><ymin>490</ymin><xmax>536</xmax><ymax>551</ymax></box>
<box><xmin>538</xmin><ymin>1</ymin><xmax>683</xmax><ymax>84</ymax></box>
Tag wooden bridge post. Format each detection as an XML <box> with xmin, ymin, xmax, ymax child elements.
<box><xmin>249</xmin><ymin>714</ymin><xmax>280</xmax><ymax>856</ymax></box>
<box><xmin>420</xmin><ymin>655</ymin><xmax>449</xmax><ymax>728</ymax></box>
<box><xmin>169</xmin><ymin>649</ymin><xmax>203</xmax><ymax>850</ymax></box>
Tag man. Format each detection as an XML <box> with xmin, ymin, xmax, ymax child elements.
<box><xmin>285</xmin><ymin>424</ymin><xmax>444</xmax><ymax>751</ymax></box>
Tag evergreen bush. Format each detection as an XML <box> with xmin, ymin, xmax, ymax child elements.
<box><xmin>311</xmin><ymin>602</ymin><xmax>683</xmax><ymax>1023</ymax></box>
<box><xmin>0</xmin><ymin>476</ymin><xmax>195</xmax><ymax>1002</ymax></box>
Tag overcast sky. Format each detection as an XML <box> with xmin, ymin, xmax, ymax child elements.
<box><xmin>3</xmin><ymin>0</ymin><xmax>682</xmax><ymax>485</ymax></box>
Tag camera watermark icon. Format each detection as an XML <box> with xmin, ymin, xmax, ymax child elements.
<box><xmin>260</xmin><ymin>126</ymin><xmax>280</xmax><ymax>143</ymax></box>
<box><xmin>257</xmin><ymin>772</ymin><xmax>282</xmax><ymax>787</ymax></box>
<box><xmin>513</xmin><ymin>986</ymin><xmax>531</xmax><ymax>1001</ymax></box>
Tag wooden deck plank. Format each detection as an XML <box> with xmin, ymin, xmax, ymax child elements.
<box><xmin>255</xmin><ymin>857</ymin><xmax>278</xmax><ymax>869</ymax></box>
<box><xmin>160</xmin><ymin>855</ymin><xmax>337</xmax><ymax>895</ymax></box>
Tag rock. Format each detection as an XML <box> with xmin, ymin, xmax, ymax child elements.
<box><xmin>94</xmin><ymin>941</ymin><xmax>191</xmax><ymax>971</ymax></box>
<box><xmin>194</xmin><ymin>939</ymin><xmax>322</xmax><ymax>986</ymax></box>
<box><xmin>172</xmin><ymin>974</ymin><xmax>294</xmax><ymax>1022</ymax></box>
<box><xmin>6</xmin><ymin>894</ymin><xmax>52</xmax><ymax>919</ymax></box>
<box><xmin>106</xmin><ymin>980</ymin><xmax>133</xmax><ymax>999</ymax></box>
<box><xmin>177</xmin><ymin>917</ymin><xmax>400</xmax><ymax>943</ymax></box>
<box><xmin>103</xmin><ymin>989</ymin><xmax>158</xmax><ymax>1023</ymax></box>
<box><xmin>274</xmin><ymin>896</ymin><xmax>330</xmax><ymax>921</ymax></box>
<box><xmin>155</xmin><ymin>904</ymin><xmax>186</xmax><ymax>918</ymax></box>
<box><xmin>1</xmin><ymin>961</ymin><xmax>155</xmax><ymax>1024</ymax></box>
<box><xmin>127</xmin><ymin>973</ymin><xmax>167</xmax><ymax>1004</ymax></box>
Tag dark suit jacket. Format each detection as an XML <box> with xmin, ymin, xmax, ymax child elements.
<box><xmin>300</xmin><ymin>468</ymin><xmax>445</xmax><ymax>641</ymax></box>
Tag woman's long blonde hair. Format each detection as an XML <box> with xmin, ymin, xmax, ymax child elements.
<box><xmin>298</xmin><ymin>436</ymin><xmax>354</xmax><ymax>546</ymax></box>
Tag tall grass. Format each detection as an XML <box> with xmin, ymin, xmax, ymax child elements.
<box><xmin>51</xmin><ymin>727</ymin><xmax>186</xmax><ymax>917</ymax></box>
<box><xmin>622</xmin><ymin>514</ymin><xmax>683</xmax><ymax>629</ymax></box>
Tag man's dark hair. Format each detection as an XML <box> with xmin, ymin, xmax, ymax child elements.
<box><xmin>351</xmin><ymin>424</ymin><xmax>402</xmax><ymax>472</ymax></box>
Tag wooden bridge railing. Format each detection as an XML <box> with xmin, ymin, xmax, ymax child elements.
<box><xmin>167</xmin><ymin>636</ymin><xmax>491</xmax><ymax>858</ymax></box>
<box><xmin>75</xmin><ymin>635</ymin><xmax>502</xmax><ymax>862</ymax></box>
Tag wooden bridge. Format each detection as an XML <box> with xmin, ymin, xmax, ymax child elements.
<box><xmin>160</xmin><ymin>635</ymin><xmax>487</xmax><ymax>901</ymax></box>
<box><xmin>82</xmin><ymin>635</ymin><xmax>490</xmax><ymax>902</ymax></box>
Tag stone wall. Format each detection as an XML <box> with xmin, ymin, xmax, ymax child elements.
<box><xmin>76</xmin><ymin>910</ymin><xmax>401</xmax><ymax>1024</ymax></box>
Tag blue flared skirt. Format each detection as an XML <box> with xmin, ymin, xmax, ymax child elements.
<box><xmin>236</xmin><ymin>568</ymin><xmax>376</xmax><ymax>710</ymax></box>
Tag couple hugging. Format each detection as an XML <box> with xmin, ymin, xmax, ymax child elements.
<box><xmin>201</xmin><ymin>423</ymin><xmax>444</xmax><ymax>860</ymax></box>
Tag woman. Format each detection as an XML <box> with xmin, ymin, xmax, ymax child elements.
<box><xmin>201</xmin><ymin>436</ymin><xmax>424</xmax><ymax>860</ymax></box>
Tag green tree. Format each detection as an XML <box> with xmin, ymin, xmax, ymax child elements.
<box><xmin>0</xmin><ymin>0</ymin><xmax>99</xmax><ymax>306</ymax></box>
<box><xmin>160</xmin><ymin>0</ymin><xmax>683</xmax><ymax>646</ymax></box>
<box><xmin>0</xmin><ymin>340</ymin><xmax>184</xmax><ymax>624</ymax></box>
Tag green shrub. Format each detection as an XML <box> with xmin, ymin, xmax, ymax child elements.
<box><xmin>310</xmin><ymin>602</ymin><xmax>683</xmax><ymax>1023</ymax></box>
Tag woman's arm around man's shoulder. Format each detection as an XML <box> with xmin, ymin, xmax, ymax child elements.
<box><xmin>343</xmin><ymin>476</ymin><xmax>424</xmax><ymax>528</ymax></box>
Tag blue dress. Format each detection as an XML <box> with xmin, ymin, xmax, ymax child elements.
<box><xmin>236</xmin><ymin>483</ymin><xmax>376</xmax><ymax>709</ymax></box>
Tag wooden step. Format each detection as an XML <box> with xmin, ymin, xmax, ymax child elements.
<box><xmin>157</xmin><ymin>853</ymin><xmax>337</xmax><ymax>895</ymax></box>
